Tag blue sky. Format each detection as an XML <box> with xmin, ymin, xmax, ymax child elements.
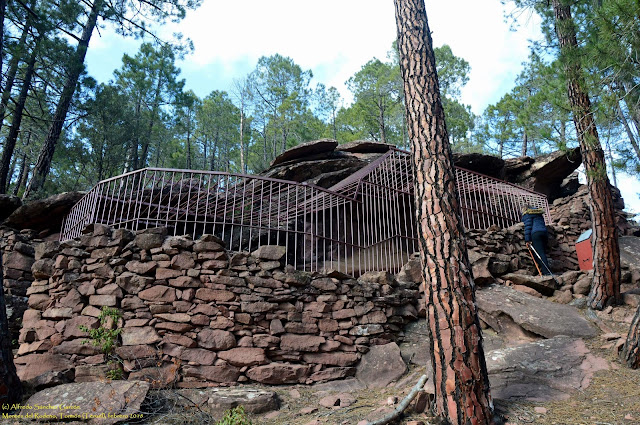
<box><xmin>84</xmin><ymin>0</ymin><xmax>639</xmax><ymax>217</ymax></box>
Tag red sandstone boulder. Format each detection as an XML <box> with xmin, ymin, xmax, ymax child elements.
<box><xmin>246</xmin><ymin>363</ymin><xmax>311</xmax><ymax>384</ymax></box>
<box><xmin>197</xmin><ymin>329</ymin><xmax>236</xmax><ymax>350</ymax></box>
<box><xmin>281</xmin><ymin>334</ymin><xmax>325</xmax><ymax>352</ymax></box>
<box><xmin>183</xmin><ymin>365</ymin><xmax>240</xmax><ymax>383</ymax></box>
<box><xmin>217</xmin><ymin>347</ymin><xmax>268</xmax><ymax>367</ymax></box>
<box><xmin>180</xmin><ymin>348</ymin><xmax>217</xmax><ymax>365</ymax></box>
<box><xmin>138</xmin><ymin>285</ymin><xmax>176</xmax><ymax>302</ymax></box>
<box><xmin>196</xmin><ymin>288</ymin><xmax>235</xmax><ymax>302</ymax></box>
<box><xmin>121</xmin><ymin>326</ymin><xmax>161</xmax><ymax>345</ymax></box>
<box><xmin>302</xmin><ymin>352</ymin><xmax>359</xmax><ymax>367</ymax></box>
<box><xmin>355</xmin><ymin>342</ymin><xmax>407</xmax><ymax>388</ymax></box>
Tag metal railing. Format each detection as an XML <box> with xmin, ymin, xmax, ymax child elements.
<box><xmin>60</xmin><ymin>149</ymin><xmax>549</xmax><ymax>275</ymax></box>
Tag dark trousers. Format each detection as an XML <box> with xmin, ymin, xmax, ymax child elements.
<box><xmin>531</xmin><ymin>232</ymin><xmax>550</xmax><ymax>275</ymax></box>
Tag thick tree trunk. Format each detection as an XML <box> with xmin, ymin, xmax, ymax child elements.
<box><xmin>24</xmin><ymin>0</ymin><xmax>102</xmax><ymax>198</ymax></box>
<box><xmin>0</xmin><ymin>252</ymin><xmax>23</xmax><ymax>409</ymax></box>
<box><xmin>0</xmin><ymin>38</ymin><xmax>39</xmax><ymax>193</ymax></box>
<box><xmin>393</xmin><ymin>1</ymin><xmax>494</xmax><ymax>424</ymax></box>
<box><xmin>620</xmin><ymin>305</ymin><xmax>640</xmax><ymax>368</ymax></box>
<box><xmin>553</xmin><ymin>0</ymin><xmax>621</xmax><ymax>310</ymax></box>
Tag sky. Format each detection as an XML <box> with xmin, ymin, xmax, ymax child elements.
<box><xmin>84</xmin><ymin>0</ymin><xmax>640</xmax><ymax>218</ymax></box>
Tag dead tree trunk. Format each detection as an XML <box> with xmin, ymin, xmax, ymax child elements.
<box><xmin>621</xmin><ymin>305</ymin><xmax>640</xmax><ymax>368</ymax></box>
<box><xmin>552</xmin><ymin>0</ymin><xmax>621</xmax><ymax>310</ymax></box>
<box><xmin>24</xmin><ymin>0</ymin><xmax>103</xmax><ymax>198</ymax></box>
<box><xmin>393</xmin><ymin>1</ymin><xmax>494</xmax><ymax>424</ymax></box>
<box><xmin>0</xmin><ymin>251</ymin><xmax>23</xmax><ymax>409</ymax></box>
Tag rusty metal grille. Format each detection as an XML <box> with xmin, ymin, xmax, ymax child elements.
<box><xmin>60</xmin><ymin>149</ymin><xmax>549</xmax><ymax>275</ymax></box>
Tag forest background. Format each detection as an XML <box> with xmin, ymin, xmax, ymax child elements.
<box><xmin>1</xmin><ymin>0</ymin><xmax>639</xmax><ymax>218</ymax></box>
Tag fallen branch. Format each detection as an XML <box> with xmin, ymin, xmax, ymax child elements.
<box><xmin>365</xmin><ymin>374</ymin><xmax>428</xmax><ymax>425</ymax></box>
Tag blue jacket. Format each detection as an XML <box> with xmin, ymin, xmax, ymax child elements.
<box><xmin>522</xmin><ymin>208</ymin><xmax>547</xmax><ymax>242</ymax></box>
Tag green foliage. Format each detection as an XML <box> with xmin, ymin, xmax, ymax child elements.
<box><xmin>79</xmin><ymin>307</ymin><xmax>122</xmax><ymax>355</ymax></box>
<box><xmin>215</xmin><ymin>406</ymin><xmax>252</xmax><ymax>425</ymax></box>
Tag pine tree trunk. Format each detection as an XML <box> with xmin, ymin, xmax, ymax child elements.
<box><xmin>24</xmin><ymin>0</ymin><xmax>103</xmax><ymax>198</ymax></box>
<box><xmin>620</xmin><ymin>305</ymin><xmax>640</xmax><ymax>368</ymax></box>
<box><xmin>13</xmin><ymin>152</ymin><xmax>29</xmax><ymax>196</ymax></box>
<box><xmin>0</xmin><ymin>37</ymin><xmax>39</xmax><ymax>193</ymax></box>
<box><xmin>552</xmin><ymin>0</ymin><xmax>621</xmax><ymax>310</ymax></box>
<box><xmin>0</xmin><ymin>16</ymin><xmax>31</xmax><ymax>130</ymax></box>
<box><xmin>0</xmin><ymin>251</ymin><xmax>23</xmax><ymax>409</ymax></box>
<box><xmin>393</xmin><ymin>1</ymin><xmax>494</xmax><ymax>423</ymax></box>
<box><xmin>239</xmin><ymin>109</ymin><xmax>245</xmax><ymax>173</ymax></box>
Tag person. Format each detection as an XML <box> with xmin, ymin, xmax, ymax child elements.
<box><xmin>522</xmin><ymin>204</ymin><xmax>551</xmax><ymax>275</ymax></box>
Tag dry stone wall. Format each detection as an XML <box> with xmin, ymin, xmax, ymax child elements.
<box><xmin>15</xmin><ymin>224</ymin><xmax>420</xmax><ymax>389</ymax></box>
<box><xmin>1</xmin><ymin>226</ymin><xmax>42</xmax><ymax>340</ymax></box>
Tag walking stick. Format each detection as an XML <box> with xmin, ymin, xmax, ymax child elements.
<box><xmin>528</xmin><ymin>243</ymin><xmax>562</xmax><ymax>288</ymax></box>
<box><xmin>526</xmin><ymin>243</ymin><xmax>543</xmax><ymax>277</ymax></box>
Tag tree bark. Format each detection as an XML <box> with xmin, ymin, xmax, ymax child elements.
<box><xmin>393</xmin><ymin>1</ymin><xmax>494</xmax><ymax>424</ymax></box>
<box><xmin>552</xmin><ymin>0</ymin><xmax>621</xmax><ymax>310</ymax></box>
<box><xmin>13</xmin><ymin>151</ymin><xmax>29</xmax><ymax>196</ymax></box>
<box><xmin>620</xmin><ymin>305</ymin><xmax>640</xmax><ymax>368</ymax></box>
<box><xmin>0</xmin><ymin>36</ymin><xmax>40</xmax><ymax>193</ymax></box>
<box><xmin>24</xmin><ymin>0</ymin><xmax>103</xmax><ymax>198</ymax></box>
<box><xmin>0</xmin><ymin>15</ymin><xmax>31</xmax><ymax>127</ymax></box>
<box><xmin>0</xmin><ymin>251</ymin><xmax>23</xmax><ymax>409</ymax></box>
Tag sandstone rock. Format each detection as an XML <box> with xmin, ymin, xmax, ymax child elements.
<box><xmin>476</xmin><ymin>285</ymin><xmax>596</xmax><ymax>339</ymax></box>
<box><xmin>196</xmin><ymin>288</ymin><xmax>235</xmax><ymax>302</ymax></box>
<box><xmin>309</xmin><ymin>367</ymin><xmax>356</xmax><ymax>383</ymax></box>
<box><xmin>502</xmin><ymin>273</ymin><xmax>557</xmax><ymax>296</ymax></box>
<box><xmin>134</xmin><ymin>230</ymin><xmax>166</xmax><ymax>250</ymax></box>
<box><xmin>183</xmin><ymin>365</ymin><xmax>240</xmax><ymax>383</ymax></box>
<box><xmin>138</xmin><ymin>285</ymin><xmax>176</xmax><ymax>302</ymax></box>
<box><xmin>573</xmin><ymin>273</ymin><xmax>592</xmax><ymax>296</ymax></box>
<box><xmin>0</xmin><ymin>193</ymin><xmax>21</xmax><ymax>221</ymax></box>
<box><xmin>5</xmin><ymin>191</ymin><xmax>84</xmax><ymax>233</ymax></box>
<box><xmin>246</xmin><ymin>363</ymin><xmax>310</xmax><ymax>384</ymax></box>
<box><xmin>197</xmin><ymin>329</ymin><xmax>236</xmax><ymax>350</ymax></box>
<box><xmin>155</xmin><ymin>313</ymin><xmax>191</xmax><ymax>323</ymax></box>
<box><xmin>116</xmin><ymin>272</ymin><xmax>154</xmax><ymax>294</ymax></box>
<box><xmin>180</xmin><ymin>348</ymin><xmax>217</xmax><ymax>365</ymax></box>
<box><xmin>302</xmin><ymin>352</ymin><xmax>359</xmax><ymax>367</ymax></box>
<box><xmin>252</xmin><ymin>245</ymin><xmax>286</xmax><ymax>260</ymax></box>
<box><xmin>168</xmin><ymin>275</ymin><xmax>200</xmax><ymax>288</ymax></box>
<box><xmin>4</xmin><ymin>251</ymin><xmax>35</xmax><ymax>272</ymax></box>
<box><xmin>89</xmin><ymin>294</ymin><xmax>117</xmax><ymax>307</ymax></box>
<box><xmin>271</xmin><ymin>138</ymin><xmax>338</xmax><ymax>167</ymax></box>
<box><xmin>15</xmin><ymin>353</ymin><xmax>74</xmax><ymax>384</ymax></box>
<box><xmin>171</xmin><ymin>253</ymin><xmax>195</xmax><ymax>270</ymax></box>
<box><xmin>337</xmin><ymin>140</ymin><xmax>394</xmax><ymax>153</ymax></box>
<box><xmin>280</xmin><ymin>334</ymin><xmax>325</xmax><ymax>352</ymax></box>
<box><xmin>52</xmin><ymin>339</ymin><xmax>100</xmax><ymax>356</ymax></box>
<box><xmin>319</xmin><ymin>392</ymin><xmax>357</xmax><ymax>409</ymax></box>
<box><xmin>217</xmin><ymin>347</ymin><xmax>268</xmax><ymax>367</ymax></box>
<box><xmin>34</xmin><ymin>240</ymin><xmax>60</xmax><ymax>260</ymax></box>
<box><xmin>241</xmin><ymin>301</ymin><xmax>277</xmax><ymax>313</ymax></box>
<box><xmin>42</xmin><ymin>307</ymin><xmax>73</xmax><ymax>319</ymax></box>
<box><xmin>486</xmin><ymin>336</ymin><xmax>609</xmax><ymax>401</ymax></box>
<box><xmin>121</xmin><ymin>326</ymin><xmax>161</xmax><ymax>346</ymax></box>
<box><xmin>125</xmin><ymin>260</ymin><xmax>157</xmax><ymax>275</ymax></box>
<box><xmin>31</xmin><ymin>258</ymin><xmax>55</xmax><ymax>279</ymax></box>
<box><xmin>23</xmin><ymin>380</ymin><xmax>149</xmax><ymax>424</ymax></box>
<box><xmin>355</xmin><ymin>342</ymin><xmax>407</xmax><ymax>388</ymax></box>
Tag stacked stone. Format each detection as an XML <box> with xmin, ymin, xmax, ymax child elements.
<box><xmin>15</xmin><ymin>224</ymin><xmax>420</xmax><ymax>390</ymax></box>
<box><xmin>0</xmin><ymin>226</ymin><xmax>41</xmax><ymax>340</ymax></box>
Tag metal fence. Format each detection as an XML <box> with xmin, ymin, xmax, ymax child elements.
<box><xmin>60</xmin><ymin>148</ymin><xmax>549</xmax><ymax>275</ymax></box>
